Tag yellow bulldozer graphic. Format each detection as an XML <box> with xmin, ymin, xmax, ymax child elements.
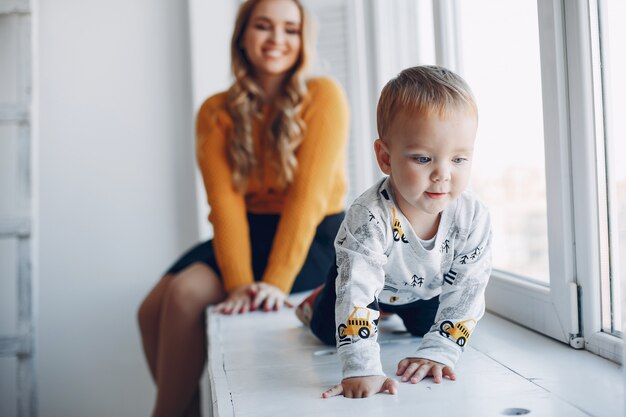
<box><xmin>338</xmin><ymin>306</ymin><xmax>373</xmax><ymax>340</ymax></box>
<box><xmin>439</xmin><ymin>319</ymin><xmax>476</xmax><ymax>347</ymax></box>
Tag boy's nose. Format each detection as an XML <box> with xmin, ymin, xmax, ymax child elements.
<box><xmin>432</xmin><ymin>165</ymin><xmax>451</xmax><ymax>182</ymax></box>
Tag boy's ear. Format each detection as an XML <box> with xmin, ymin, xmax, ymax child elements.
<box><xmin>374</xmin><ymin>138</ymin><xmax>392</xmax><ymax>175</ymax></box>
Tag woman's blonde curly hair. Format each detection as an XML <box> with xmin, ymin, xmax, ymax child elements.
<box><xmin>227</xmin><ymin>0</ymin><xmax>315</xmax><ymax>192</ymax></box>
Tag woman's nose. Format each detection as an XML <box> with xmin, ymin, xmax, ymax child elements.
<box><xmin>269</xmin><ymin>28</ymin><xmax>285</xmax><ymax>43</ymax></box>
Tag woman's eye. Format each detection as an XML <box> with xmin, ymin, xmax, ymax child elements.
<box><xmin>254</xmin><ymin>23</ymin><xmax>271</xmax><ymax>31</ymax></box>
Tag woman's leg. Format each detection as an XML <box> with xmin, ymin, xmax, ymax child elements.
<box><xmin>138</xmin><ymin>274</ymin><xmax>175</xmax><ymax>381</ymax></box>
<box><xmin>138</xmin><ymin>263</ymin><xmax>226</xmax><ymax>417</ymax></box>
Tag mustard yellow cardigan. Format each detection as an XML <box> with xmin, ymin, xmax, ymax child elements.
<box><xmin>196</xmin><ymin>77</ymin><xmax>349</xmax><ymax>293</ymax></box>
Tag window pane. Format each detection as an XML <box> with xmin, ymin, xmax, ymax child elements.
<box><xmin>459</xmin><ymin>1</ymin><xmax>549</xmax><ymax>283</ymax></box>
<box><xmin>601</xmin><ymin>0</ymin><xmax>626</xmax><ymax>334</ymax></box>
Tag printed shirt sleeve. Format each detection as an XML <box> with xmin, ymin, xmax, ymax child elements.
<box><xmin>414</xmin><ymin>205</ymin><xmax>492</xmax><ymax>368</ymax></box>
<box><xmin>262</xmin><ymin>78</ymin><xmax>350</xmax><ymax>293</ymax></box>
<box><xmin>195</xmin><ymin>97</ymin><xmax>254</xmax><ymax>292</ymax></box>
<box><xmin>334</xmin><ymin>202</ymin><xmax>389</xmax><ymax>379</ymax></box>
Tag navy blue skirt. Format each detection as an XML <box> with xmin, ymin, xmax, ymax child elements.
<box><xmin>165</xmin><ymin>212</ymin><xmax>344</xmax><ymax>294</ymax></box>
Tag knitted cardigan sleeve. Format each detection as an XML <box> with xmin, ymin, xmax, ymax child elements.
<box><xmin>262</xmin><ymin>78</ymin><xmax>349</xmax><ymax>293</ymax></box>
<box><xmin>196</xmin><ymin>93</ymin><xmax>254</xmax><ymax>291</ymax></box>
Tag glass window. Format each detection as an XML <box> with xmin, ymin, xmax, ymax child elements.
<box><xmin>458</xmin><ymin>1</ymin><xmax>550</xmax><ymax>283</ymax></box>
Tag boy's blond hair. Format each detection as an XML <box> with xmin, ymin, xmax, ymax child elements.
<box><xmin>376</xmin><ymin>65</ymin><xmax>477</xmax><ymax>139</ymax></box>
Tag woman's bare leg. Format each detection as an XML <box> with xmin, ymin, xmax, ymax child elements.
<box><xmin>183</xmin><ymin>389</ymin><xmax>202</xmax><ymax>417</ymax></box>
<box><xmin>139</xmin><ymin>263</ymin><xmax>226</xmax><ymax>417</ymax></box>
<box><xmin>138</xmin><ymin>274</ymin><xmax>174</xmax><ymax>381</ymax></box>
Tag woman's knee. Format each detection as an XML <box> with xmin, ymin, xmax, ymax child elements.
<box><xmin>164</xmin><ymin>263</ymin><xmax>224</xmax><ymax>314</ymax></box>
<box><xmin>137</xmin><ymin>275</ymin><xmax>170</xmax><ymax>331</ymax></box>
<box><xmin>137</xmin><ymin>301</ymin><xmax>151</xmax><ymax>333</ymax></box>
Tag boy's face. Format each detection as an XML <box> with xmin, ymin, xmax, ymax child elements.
<box><xmin>375</xmin><ymin>109</ymin><xmax>478</xmax><ymax>227</ymax></box>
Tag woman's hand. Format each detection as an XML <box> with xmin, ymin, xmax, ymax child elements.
<box><xmin>214</xmin><ymin>284</ymin><xmax>255</xmax><ymax>315</ymax></box>
<box><xmin>250</xmin><ymin>282</ymin><xmax>290</xmax><ymax>312</ymax></box>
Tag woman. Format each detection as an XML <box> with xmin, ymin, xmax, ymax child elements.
<box><xmin>137</xmin><ymin>0</ymin><xmax>349</xmax><ymax>415</ymax></box>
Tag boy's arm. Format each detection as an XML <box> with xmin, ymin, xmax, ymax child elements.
<box><xmin>334</xmin><ymin>202</ymin><xmax>389</xmax><ymax>379</ymax></box>
<box><xmin>414</xmin><ymin>205</ymin><xmax>493</xmax><ymax>368</ymax></box>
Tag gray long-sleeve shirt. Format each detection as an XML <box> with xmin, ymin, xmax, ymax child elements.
<box><xmin>335</xmin><ymin>177</ymin><xmax>492</xmax><ymax>379</ymax></box>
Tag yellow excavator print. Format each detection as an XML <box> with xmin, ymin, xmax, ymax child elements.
<box><xmin>391</xmin><ymin>207</ymin><xmax>409</xmax><ymax>243</ymax></box>
<box><xmin>338</xmin><ymin>306</ymin><xmax>373</xmax><ymax>339</ymax></box>
<box><xmin>439</xmin><ymin>319</ymin><xmax>477</xmax><ymax>347</ymax></box>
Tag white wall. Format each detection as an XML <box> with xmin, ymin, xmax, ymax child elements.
<box><xmin>35</xmin><ymin>0</ymin><xmax>233</xmax><ymax>415</ymax></box>
<box><xmin>188</xmin><ymin>0</ymin><xmax>238</xmax><ymax>240</ymax></box>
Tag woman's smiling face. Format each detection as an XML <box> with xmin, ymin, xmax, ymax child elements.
<box><xmin>242</xmin><ymin>0</ymin><xmax>302</xmax><ymax>82</ymax></box>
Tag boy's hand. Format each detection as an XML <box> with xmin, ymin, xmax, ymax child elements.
<box><xmin>322</xmin><ymin>376</ymin><xmax>397</xmax><ymax>399</ymax></box>
<box><xmin>396</xmin><ymin>357</ymin><xmax>456</xmax><ymax>384</ymax></box>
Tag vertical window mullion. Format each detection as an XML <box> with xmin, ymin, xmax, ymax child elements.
<box><xmin>586</xmin><ymin>0</ymin><xmax>613</xmax><ymax>336</ymax></box>
<box><xmin>535</xmin><ymin>0</ymin><xmax>581</xmax><ymax>343</ymax></box>
<box><xmin>562</xmin><ymin>0</ymin><xmax>605</xmax><ymax>345</ymax></box>
<box><xmin>597</xmin><ymin>0</ymin><xmax>624</xmax><ymax>338</ymax></box>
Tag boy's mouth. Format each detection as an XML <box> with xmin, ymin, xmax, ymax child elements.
<box><xmin>425</xmin><ymin>192</ymin><xmax>446</xmax><ymax>199</ymax></box>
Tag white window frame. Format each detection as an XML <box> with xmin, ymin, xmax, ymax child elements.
<box><xmin>485</xmin><ymin>0</ymin><xmax>583</xmax><ymax>348</ymax></box>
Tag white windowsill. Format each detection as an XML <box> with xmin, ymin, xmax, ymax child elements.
<box><xmin>473</xmin><ymin>312</ymin><xmax>623</xmax><ymax>417</ymax></box>
<box><xmin>204</xmin><ymin>295</ymin><xmax>624</xmax><ymax>417</ymax></box>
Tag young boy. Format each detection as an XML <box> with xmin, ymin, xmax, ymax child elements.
<box><xmin>296</xmin><ymin>65</ymin><xmax>492</xmax><ymax>398</ymax></box>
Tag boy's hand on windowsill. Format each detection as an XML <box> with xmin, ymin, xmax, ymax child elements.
<box><xmin>322</xmin><ymin>375</ymin><xmax>397</xmax><ymax>399</ymax></box>
<box><xmin>396</xmin><ymin>357</ymin><xmax>456</xmax><ymax>384</ymax></box>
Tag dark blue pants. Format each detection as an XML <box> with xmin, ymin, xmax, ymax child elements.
<box><xmin>310</xmin><ymin>256</ymin><xmax>440</xmax><ymax>345</ymax></box>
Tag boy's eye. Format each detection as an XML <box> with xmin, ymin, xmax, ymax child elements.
<box><xmin>411</xmin><ymin>156</ymin><xmax>431</xmax><ymax>164</ymax></box>
<box><xmin>452</xmin><ymin>157</ymin><xmax>469</xmax><ymax>164</ymax></box>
